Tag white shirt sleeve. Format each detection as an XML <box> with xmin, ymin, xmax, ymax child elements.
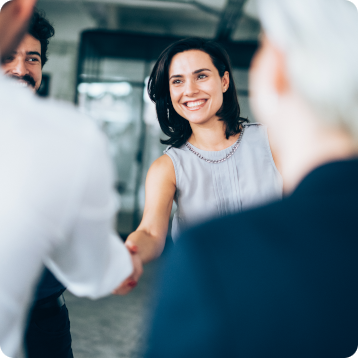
<box><xmin>44</xmin><ymin>129</ymin><xmax>133</xmax><ymax>299</ymax></box>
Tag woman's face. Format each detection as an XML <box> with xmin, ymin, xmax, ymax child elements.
<box><xmin>168</xmin><ymin>50</ymin><xmax>229</xmax><ymax>126</ymax></box>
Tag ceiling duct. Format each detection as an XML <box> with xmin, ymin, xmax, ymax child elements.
<box><xmin>216</xmin><ymin>0</ymin><xmax>247</xmax><ymax>41</ymax></box>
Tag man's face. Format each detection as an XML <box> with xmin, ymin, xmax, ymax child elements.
<box><xmin>2</xmin><ymin>33</ymin><xmax>42</xmax><ymax>92</ymax></box>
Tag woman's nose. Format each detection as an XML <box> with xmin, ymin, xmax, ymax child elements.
<box><xmin>183</xmin><ymin>80</ymin><xmax>199</xmax><ymax>97</ymax></box>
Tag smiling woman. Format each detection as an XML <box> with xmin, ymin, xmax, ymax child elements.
<box><xmin>148</xmin><ymin>38</ymin><xmax>246</xmax><ymax>148</ymax></box>
<box><xmin>120</xmin><ymin>37</ymin><xmax>283</xmax><ymax>286</ymax></box>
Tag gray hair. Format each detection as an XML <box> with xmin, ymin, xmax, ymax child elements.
<box><xmin>257</xmin><ymin>0</ymin><xmax>358</xmax><ymax>139</ymax></box>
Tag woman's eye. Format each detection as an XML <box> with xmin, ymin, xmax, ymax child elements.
<box><xmin>172</xmin><ymin>80</ymin><xmax>182</xmax><ymax>85</ymax></box>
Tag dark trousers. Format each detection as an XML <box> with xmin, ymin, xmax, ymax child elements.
<box><xmin>25</xmin><ymin>303</ymin><xmax>74</xmax><ymax>358</ymax></box>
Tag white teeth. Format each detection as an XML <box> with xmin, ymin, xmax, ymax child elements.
<box><xmin>16</xmin><ymin>81</ymin><xmax>28</xmax><ymax>88</ymax></box>
<box><xmin>186</xmin><ymin>100</ymin><xmax>205</xmax><ymax>108</ymax></box>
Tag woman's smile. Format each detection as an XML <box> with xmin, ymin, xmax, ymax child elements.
<box><xmin>169</xmin><ymin>50</ymin><xmax>229</xmax><ymax>125</ymax></box>
<box><xmin>182</xmin><ymin>99</ymin><xmax>208</xmax><ymax>111</ymax></box>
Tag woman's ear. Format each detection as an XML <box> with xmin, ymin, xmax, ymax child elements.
<box><xmin>222</xmin><ymin>71</ymin><xmax>230</xmax><ymax>93</ymax></box>
<box><xmin>272</xmin><ymin>43</ymin><xmax>289</xmax><ymax>95</ymax></box>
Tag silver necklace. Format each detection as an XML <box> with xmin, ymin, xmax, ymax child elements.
<box><xmin>185</xmin><ymin>127</ymin><xmax>245</xmax><ymax>164</ymax></box>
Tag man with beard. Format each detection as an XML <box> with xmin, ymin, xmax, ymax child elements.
<box><xmin>0</xmin><ymin>0</ymin><xmax>143</xmax><ymax>357</ymax></box>
<box><xmin>1</xmin><ymin>8</ymin><xmax>76</xmax><ymax>358</ymax></box>
<box><xmin>1</xmin><ymin>8</ymin><xmax>49</xmax><ymax>92</ymax></box>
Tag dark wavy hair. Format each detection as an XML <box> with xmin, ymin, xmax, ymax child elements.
<box><xmin>28</xmin><ymin>8</ymin><xmax>55</xmax><ymax>67</ymax></box>
<box><xmin>148</xmin><ymin>37</ymin><xmax>248</xmax><ymax>148</ymax></box>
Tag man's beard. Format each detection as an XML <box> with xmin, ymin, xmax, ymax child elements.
<box><xmin>9</xmin><ymin>74</ymin><xmax>36</xmax><ymax>89</ymax></box>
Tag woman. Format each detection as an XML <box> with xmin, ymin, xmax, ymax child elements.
<box><xmin>124</xmin><ymin>37</ymin><xmax>282</xmax><ymax>270</ymax></box>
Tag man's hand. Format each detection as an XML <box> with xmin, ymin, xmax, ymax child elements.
<box><xmin>112</xmin><ymin>243</ymin><xmax>143</xmax><ymax>295</ymax></box>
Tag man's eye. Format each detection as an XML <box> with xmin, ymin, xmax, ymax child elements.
<box><xmin>198</xmin><ymin>74</ymin><xmax>207</xmax><ymax>80</ymax></box>
<box><xmin>28</xmin><ymin>58</ymin><xmax>39</xmax><ymax>62</ymax></box>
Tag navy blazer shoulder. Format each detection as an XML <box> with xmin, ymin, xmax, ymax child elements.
<box><xmin>147</xmin><ymin>159</ymin><xmax>358</xmax><ymax>358</ymax></box>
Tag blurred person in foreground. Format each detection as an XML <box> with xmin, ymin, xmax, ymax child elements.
<box><xmin>1</xmin><ymin>7</ymin><xmax>73</xmax><ymax>357</ymax></box>
<box><xmin>146</xmin><ymin>0</ymin><xmax>358</xmax><ymax>357</ymax></box>
<box><xmin>0</xmin><ymin>0</ymin><xmax>142</xmax><ymax>357</ymax></box>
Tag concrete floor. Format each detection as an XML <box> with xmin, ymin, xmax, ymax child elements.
<box><xmin>64</xmin><ymin>260</ymin><xmax>163</xmax><ymax>358</ymax></box>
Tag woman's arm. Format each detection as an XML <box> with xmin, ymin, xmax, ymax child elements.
<box><xmin>125</xmin><ymin>154</ymin><xmax>176</xmax><ymax>265</ymax></box>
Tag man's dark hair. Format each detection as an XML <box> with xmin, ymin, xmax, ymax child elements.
<box><xmin>148</xmin><ymin>37</ymin><xmax>248</xmax><ymax>148</ymax></box>
<box><xmin>28</xmin><ymin>8</ymin><xmax>55</xmax><ymax>67</ymax></box>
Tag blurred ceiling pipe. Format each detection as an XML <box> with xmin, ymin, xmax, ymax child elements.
<box><xmin>107</xmin><ymin>4</ymin><xmax>121</xmax><ymax>29</ymax></box>
<box><xmin>185</xmin><ymin>1</ymin><xmax>221</xmax><ymax>17</ymax></box>
<box><xmin>79</xmin><ymin>0</ymin><xmax>221</xmax><ymax>30</ymax></box>
<box><xmin>216</xmin><ymin>0</ymin><xmax>247</xmax><ymax>41</ymax></box>
<box><xmin>101</xmin><ymin>0</ymin><xmax>221</xmax><ymax>17</ymax></box>
<box><xmin>44</xmin><ymin>0</ymin><xmax>222</xmax><ymax>17</ymax></box>
<box><xmin>83</xmin><ymin>3</ymin><xmax>109</xmax><ymax>28</ymax></box>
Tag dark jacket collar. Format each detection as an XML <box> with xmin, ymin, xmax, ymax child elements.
<box><xmin>289</xmin><ymin>158</ymin><xmax>358</xmax><ymax>199</ymax></box>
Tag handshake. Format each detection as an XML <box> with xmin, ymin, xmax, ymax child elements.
<box><xmin>112</xmin><ymin>242</ymin><xmax>144</xmax><ymax>295</ymax></box>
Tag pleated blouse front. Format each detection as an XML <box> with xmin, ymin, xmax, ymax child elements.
<box><xmin>164</xmin><ymin>123</ymin><xmax>283</xmax><ymax>241</ymax></box>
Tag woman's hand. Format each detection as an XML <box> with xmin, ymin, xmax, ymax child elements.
<box><xmin>112</xmin><ymin>244</ymin><xmax>143</xmax><ymax>295</ymax></box>
<box><xmin>113</xmin><ymin>154</ymin><xmax>176</xmax><ymax>295</ymax></box>
<box><xmin>123</xmin><ymin>155</ymin><xmax>176</xmax><ymax>265</ymax></box>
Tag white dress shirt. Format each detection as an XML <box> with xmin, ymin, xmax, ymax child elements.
<box><xmin>0</xmin><ymin>75</ymin><xmax>132</xmax><ymax>356</ymax></box>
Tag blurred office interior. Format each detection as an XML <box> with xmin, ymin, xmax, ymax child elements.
<box><xmin>37</xmin><ymin>0</ymin><xmax>260</xmax><ymax>236</ymax></box>
<box><xmin>33</xmin><ymin>1</ymin><xmax>261</xmax><ymax>357</ymax></box>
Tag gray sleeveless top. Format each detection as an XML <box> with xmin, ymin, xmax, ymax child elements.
<box><xmin>164</xmin><ymin>123</ymin><xmax>283</xmax><ymax>241</ymax></box>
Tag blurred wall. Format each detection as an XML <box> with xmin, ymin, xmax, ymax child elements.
<box><xmin>37</xmin><ymin>1</ymin><xmax>97</xmax><ymax>102</ymax></box>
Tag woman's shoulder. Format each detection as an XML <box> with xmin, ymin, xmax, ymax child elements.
<box><xmin>145</xmin><ymin>154</ymin><xmax>176</xmax><ymax>192</ymax></box>
<box><xmin>242</xmin><ymin>122</ymin><xmax>267</xmax><ymax>138</ymax></box>
<box><xmin>151</xmin><ymin>154</ymin><xmax>175</xmax><ymax>171</ymax></box>
<box><xmin>163</xmin><ymin>144</ymin><xmax>188</xmax><ymax>168</ymax></box>
<box><xmin>163</xmin><ymin>143</ymin><xmax>186</xmax><ymax>155</ymax></box>
<box><xmin>241</xmin><ymin>123</ymin><xmax>281</xmax><ymax>174</ymax></box>
<box><xmin>147</xmin><ymin>154</ymin><xmax>176</xmax><ymax>183</ymax></box>
<box><xmin>243</xmin><ymin>122</ymin><xmax>263</xmax><ymax>129</ymax></box>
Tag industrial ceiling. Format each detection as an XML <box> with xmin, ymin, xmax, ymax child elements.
<box><xmin>37</xmin><ymin>0</ymin><xmax>260</xmax><ymax>43</ymax></box>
